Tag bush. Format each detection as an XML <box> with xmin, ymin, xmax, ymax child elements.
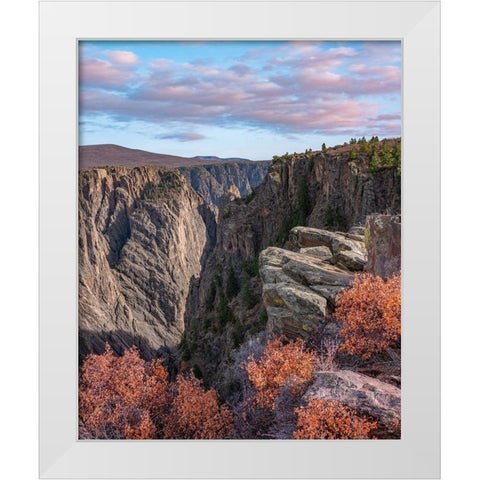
<box><xmin>78</xmin><ymin>346</ymin><xmax>170</xmax><ymax>439</ymax></box>
<box><xmin>335</xmin><ymin>273</ymin><xmax>401</xmax><ymax>359</ymax></box>
<box><xmin>79</xmin><ymin>346</ymin><xmax>234</xmax><ymax>439</ymax></box>
<box><xmin>226</xmin><ymin>266</ymin><xmax>240</xmax><ymax>299</ymax></box>
<box><xmin>232</xmin><ymin>320</ymin><xmax>245</xmax><ymax>348</ymax></box>
<box><xmin>369</xmin><ymin>150</ymin><xmax>380</xmax><ymax>173</ymax></box>
<box><xmin>241</xmin><ymin>277</ymin><xmax>257</xmax><ymax>309</ymax></box>
<box><xmin>245</xmin><ymin>338</ymin><xmax>318</xmax><ymax>411</ymax></box>
<box><xmin>293</xmin><ymin>399</ymin><xmax>376</xmax><ymax>439</ymax></box>
<box><xmin>163</xmin><ymin>373</ymin><xmax>233</xmax><ymax>439</ymax></box>
<box><xmin>218</xmin><ymin>292</ymin><xmax>235</xmax><ymax>327</ymax></box>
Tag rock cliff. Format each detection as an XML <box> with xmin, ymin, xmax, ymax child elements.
<box><xmin>78</xmin><ymin>166</ymin><xmax>216</xmax><ymax>360</ymax></box>
<box><xmin>183</xmin><ymin>141</ymin><xmax>400</xmax><ymax>383</ymax></box>
<box><xmin>179</xmin><ymin>161</ymin><xmax>270</xmax><ymax>207</ymax></box>
<box><xmin>365</xmin><ymin>214</ymin><xmax>401</xmax><ymax>278</ymax></box>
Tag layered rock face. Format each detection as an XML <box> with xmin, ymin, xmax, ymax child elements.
<box><xmin>260</xmin><ymin>226</ymin><xmax>366</xmax><ymax>339</ymax></box>
<box><xmin>179</xmin><ymin>161</ymin><xmax>271</xmax><ymax>207</ymax></box>
<box><xmin>365</xmin><ymin>214</ymin><xmax>401</xmax><ymax>278</ymax></box>
<box><xmin>79</xmin><ymin>166</ymin><xmax>216</xmax><ymax>360</ymax></box>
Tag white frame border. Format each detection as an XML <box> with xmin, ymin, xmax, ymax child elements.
<box><xmin>40</xmin><ymin>1</ymin><xmax>440</xmax><ymax>478</ymax></box>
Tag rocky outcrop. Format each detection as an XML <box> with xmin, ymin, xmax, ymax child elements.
<box><xmin>179</xmin><ymin>161</ymin><xmax>270</xmax><ymax>207</ymax></box>
<box><xmin>78</xmin><ymin>166</ymin><xmax>216</xmax><ymax>360</ymax></box>
<box><xmin>303</xmin><ymin>370</ymin><xmax>401</xmax><ymax>437</ymax></box>
<box><xmin>365</xmin><ymin>214</ymin><xmax>401</xmax><ymax>279</ymax></box>
<box><xmin>260</xmin><ymin>227</ymin><xmax>366</xmax><ymax>339</ymax></box>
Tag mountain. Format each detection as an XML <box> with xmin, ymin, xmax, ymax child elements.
<box><xmin>79</xmin><ymin>144</ymin><xmax>224</xmax><ymax>168</ymax></box>
<box><xmin>192</xmin><ymin>155</ymin><xmax>252</xmax><ymax>162</ymax></box>
<box><xmin>79</xmin><ymin>144</ymin><xmax>271</xmax><ymax>208</ymax></box>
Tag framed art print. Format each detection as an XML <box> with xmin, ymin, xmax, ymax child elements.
<box><xmin>40</xmin><ymin>1</ymin><xmax>440</xmax><ymax>478</ymax></box>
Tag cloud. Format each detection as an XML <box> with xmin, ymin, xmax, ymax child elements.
<box><xmin>79</xmin><ymin>41</ymin><xmax>401</xmax><ymax>137</ymax></box>
<box><xmin>79</xmin><ymin>57</ymin><xmax>137</xmax><ymax>89</ymax></box>
<box><xmin>105</xmin><ymin>50</ymin><xmax>139</xmax><ymax>65</ymax></box>
<box><xmin>155</xmin><ymin>131</ymin><xmax>205</xmax><ymax>142</ymax></box>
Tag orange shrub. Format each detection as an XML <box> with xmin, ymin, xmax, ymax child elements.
<box><xmin>79</xmin><ymin>345</ymin><xmax>170</xmax><ymax>439</ymax></box>
<box><xmin>163</xmin><ymin>373</ymin><xmax>233</xmax><ymax>439</ymax></box>
<box><xmin>293</xmin><ymin>398</ymin><xmax>376</xmax><ymax>439</ymax></box>
<box><xmin>246</xmin><ymin>338</ymin><xmax>318</xmax><ymax>411</ymax></box>
<box><xmin>335</xmin><ymin>273</ymin><xmax>401</xmax><ymax>359</ymax></box>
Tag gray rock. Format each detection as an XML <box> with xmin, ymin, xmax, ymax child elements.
<box><xmin>259</xmin><ymin>229</ymin><xmax>367</xmax><ymax>339</ymax></box>
<box><xmin>299</xmin><ymin>246</ymin><xmax>333</xmax><ymax>260</ymax></box>
<box><xmin>304</xmin><ymin>370</ymin><xmax>401</xmax><ymax>429</ymax></box>
<box><xmin>79</xmin><ymin>166</ymin><xmax>216</xmax><ymax>359</ymax></box>
<box><xmin>365</xmin><ymin>214</ymin><xmax>401</xmax><ymax>279</ymax></box>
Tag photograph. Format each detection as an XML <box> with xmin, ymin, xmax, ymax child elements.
<box><xmin>78</xmin><ymin>40</ymin><xmax>402</xmax><ymax>440</ymax></box>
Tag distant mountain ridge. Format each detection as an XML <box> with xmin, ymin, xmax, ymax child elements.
<box><xmin>79</xmin><ymin>144</ymin><xmax>271</xmax><ymax>207</ymax></box>
<box><xmin>79</xmin><ymin>144</ymin><xmax>259</xmax><ymax>169</ymax></box>
<box><xmin>192</xmin><ymin>155</ymin><xmax>252</xmax><ymax>162</ymax></box>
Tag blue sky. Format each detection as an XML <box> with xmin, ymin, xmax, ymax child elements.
<box><xmin>79</xmin><ymin>41</ymin><xmax>401</xmax><ymax>160</ymax></box>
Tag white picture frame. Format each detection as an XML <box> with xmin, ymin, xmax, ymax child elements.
<box><xmin>39</xmin><ymin>1</ymin><xmax>440</xmax><ymax>478</ymax></box>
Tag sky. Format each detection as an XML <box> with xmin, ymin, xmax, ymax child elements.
<box><xmin>79</xmin><ymin>41</ymin><xmax>401</xmax><ymax>160</ymax></box>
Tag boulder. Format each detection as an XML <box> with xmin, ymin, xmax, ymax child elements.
<box><xmin>303</xmin><ymin>370</ymin><xmax>401</xmax><ymax>436</ymax></box>
<box><xmin>260</xmin><ymin>227</ymin><xmax>366</xmax><ymax>340</ymax></box>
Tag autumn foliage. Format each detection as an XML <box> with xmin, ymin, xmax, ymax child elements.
<box><xmin>163</xmin><ymin>373</ymin><xmax>233</xmax><ymax>439</ymax></box>
<box><xmin>293</xmin><ymin>399</ymin><xmax>376</xmax><ymax>439</ymax></box>
<box><xmin>79</xmin><ymin>345</ymin><xmax>168</xmax><ymax>439</ymax></box>
<box><xmin>335</xmin><ymin>273</ymin><xmax>401</xmax><ymax>359</ymax></box>
<box><xmin>245</xmin><ymin>338</ymin><xmax>318</xmax><ymax>411</ymax></box>
<box><xmin>79</xmin><ymin>345</ymin><xmax>233</xmax><ymax>439</ymax></box>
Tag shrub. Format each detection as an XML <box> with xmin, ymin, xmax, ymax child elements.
<box><xmin>392</xmin><ymin>140</ymin><xmax>401</xmax><ymax>167</ymax></box>
<box><xmin>293</xmin><ymin>399</ymin><xmax>376</xmax><ymax>439</ymax></box>
<box><xmin>246</xmin><ymin>338</ymin><xmax>318</xmax><ymax>411</ymax></box>
<box><xmin>369</xmin><ymin>150</ymin><xmax>380</xmax><ymax>173</ymax></box>
<box><xmin>218</xmin><ymin>291</ymin><xmax>235</xmax><ymax>326</ymax></box>
<box><xmin>350</xmin><ymin>147</ymin><xmax>358</xmax><ymax>160</ymax></box>
<box><xmin>232</xmin><ymin>320</ymin><xmax>245</xmax><ymax>348</ymax></box>
<box><xmin>226</xmin><ymin>266</ymin><xmax>240</xmax><ymax>298</ymax></box>
<box><xmin>241</xmin><ymin>277</ymin><xmax>257</xmax><ymax>309</ymax></box>
<box><xmin>78</xmin><ymin>345</ymin><xmax>170</xmax><ymax>439</ymax></box>
<box><xmin>163</xmin><ymin>373</ymin><xmax>233</xmax><ymax>439</ymax></box>
<box><xmin>380</xmin><ymin>142</ymin><xmax>393</xmax><ymax>166</ymax></box>
<box><xmin>335</xmin><ymin>273</ymin><xmax>401</xmax><ymax>359</ymax></box>
<box><xmin>322</xmin><ymin>143</ymin><xmax>327</xmax><ymax>151</ymax></box>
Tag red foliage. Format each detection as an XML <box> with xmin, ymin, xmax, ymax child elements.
<box><xmin>245</xmin><ymin>338</ymin><xmax>318</xmax><ymax>411</ymax></box>
<box><xmin>79</xmin><ymin>345</ymin><xmax>233</xmax><ymax>439</ymax></box>
<box><xmin>335</xmin><ymin>273</ymin><xmax>401</xmax><ymax>359</ymax></box>
<box><xmin>293</xmin><ymin>398</ymin><xmax>376</xmax><ymax>439</ymax></box>
<box><xmin>163</xmin><ymin>373</ymin><xmax>233</xmax><ymax>439</ymax></box>
<box><xmin>79</xmin><ymin>345</ymin><xmax>169</xmax><ymax>439</ymax></box>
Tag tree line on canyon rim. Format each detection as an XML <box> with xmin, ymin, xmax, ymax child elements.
<box><xmin>78</xmin><ymin>137</ymin><xmax>402</xmax><ymax>440</ymax></box>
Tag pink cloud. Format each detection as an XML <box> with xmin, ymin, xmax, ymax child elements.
<box><xmin>80</xmin><ymin>42</ymin><xmax>401</xmax><ymax>137</ymax></box>
<box><xmin>105</xmin><ymin>50</ymin><xmax>139</xmax><ymax>65</ymax></box>
<box><xmin>79</xmin><ymin>57</ymin><xmax>137</xmax><ymax>88</ymax></box>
